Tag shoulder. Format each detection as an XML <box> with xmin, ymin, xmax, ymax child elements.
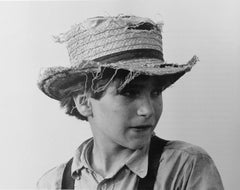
<box><xmin>161</xmin><ymin>139</ymin><xmax>215</xmax><ymax>171</ymax></box>
<box><xmin>37</xmin><ymin>162</ymin><xmax>66</xmax><ymax>189</ymax></box>
<box><xmin>156</xmin><ymin>139</ymin><xmax>224</xmax><ymax>189</ymax></box>
<box><xmin>164</xmin><ymin>140</ymin><xmax>210</xmax><ymax>158</ymax></box>
<box><xmin>36</xmin><ymin>138</ymin><xmax>92</xmax><ymax>189</ymax></box>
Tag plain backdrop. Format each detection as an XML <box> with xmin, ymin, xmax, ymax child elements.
<box><xmin>0</xmin><ymin>0</ymin><xmax>239</xmax><ymax>189</ymax></box>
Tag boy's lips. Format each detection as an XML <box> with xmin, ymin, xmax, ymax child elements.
<box><xmin>130</xmin><ymin>125</ymin><xmax>153</xmax><ymax>130</ymax></box>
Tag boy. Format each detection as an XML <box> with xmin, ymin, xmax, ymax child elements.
<box><xmin>37</xmin><ymin>15</ymin><xmax>224</xmax><ymax>189</ymax></box>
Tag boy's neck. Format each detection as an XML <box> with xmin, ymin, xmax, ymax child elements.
<box><xmin>89</xmin><ymin>136</ymin><xmax>134</xmax><ymax>178</ymax></box>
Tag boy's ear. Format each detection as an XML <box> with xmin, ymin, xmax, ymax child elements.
<box><xmin>73</xmin><ymin>95</ymin><xmax>92</xmax><ymax>118</ymax></box>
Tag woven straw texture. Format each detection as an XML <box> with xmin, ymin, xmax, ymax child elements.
<box><xmin>54</xmin><ymin>15</ymin><xmax>163</xmax><ymax>65</ymax></box>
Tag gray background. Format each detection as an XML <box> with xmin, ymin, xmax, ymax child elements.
<box><xmin>0</xmin><ymin>0</ymin><xmax>239</xmax><ymax>189</ymax></box>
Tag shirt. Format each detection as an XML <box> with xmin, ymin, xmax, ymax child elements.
<box><xmin>37</xmin><ymin>137</ymin><xmax>224</xmax><ymax>190</ymax></box>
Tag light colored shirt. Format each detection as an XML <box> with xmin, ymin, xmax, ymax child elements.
<box><xmin>37</xmin><ymin>137</ymin><xmax>224</xmax><ymax>190</ymax></box>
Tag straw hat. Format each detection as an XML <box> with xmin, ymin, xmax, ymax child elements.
<box><xmin>38</xmin><ymin>15</ymin><xmax>198</xmax><ymax>100</ymax></box>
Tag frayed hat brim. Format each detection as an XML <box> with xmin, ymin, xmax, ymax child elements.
<box><xmin>38</xmin><ymin>56</ymin><xmax>198</xmax><ymax>100</ymax></box>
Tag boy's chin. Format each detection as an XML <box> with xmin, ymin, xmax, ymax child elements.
<box><xmin>127</xmin><ymin>137</ymin><xmax>151</xmax><ymax>150</ymax></box>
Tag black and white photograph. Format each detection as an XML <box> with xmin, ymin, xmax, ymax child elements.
<box><xmin>0</xmin><ymin>0</ymin><xmax>239</xmax><ymax>189</ymax></box>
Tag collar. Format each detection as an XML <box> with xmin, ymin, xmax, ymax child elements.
<box><xmin>71</xmin><ymin>137</ymin><xmax>94</xmax><ymax>179</ymax></box>
<box><xmin>71</xmin><ymin>137</ymin><xmax>149</xmax><ymax>179</ymax></box>
<box><xmin>125</xmin><ymin>144</ymin><xmax>149</xmax><ymax>178</ymax></box>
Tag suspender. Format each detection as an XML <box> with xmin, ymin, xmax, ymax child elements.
<box><xmin>61</xmin><ymin>157</ymin><xmax>74</xmax><ymax>189</ymax></box>
<box><xmin>61</xmin><ymin>136</ymin><xmax>168</xmax><ymax>189</ymax></box>
<box><xmin>137</xmin><ymin>136</ymin><xmax>168</xmax><ymax>190</ymax></box>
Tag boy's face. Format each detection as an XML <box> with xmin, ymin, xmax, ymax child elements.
<box><xmin>88</xmin><ymin>76</ymin><xmax>163</xmax><ymax>150</ymax></box>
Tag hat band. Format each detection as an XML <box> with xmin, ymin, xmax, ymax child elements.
<box><xmin>93</xmin><ymin>49</ymin><xmax>163</xmax><ymax>63</ymax></box>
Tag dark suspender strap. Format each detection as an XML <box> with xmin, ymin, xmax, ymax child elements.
<box><xmin>61</xmin><ymin>136</ymin><xmax>168</xmax><ymax>190</ymax></box>
<box><xmin>137</xmin><ymin>136</ymin><xmax>168</xmax><ymax>190</ymax></box>
<box><xmin>61</xmin><ymin>157</ymin><xmax>74</xmax><ymax>189</ymax></box>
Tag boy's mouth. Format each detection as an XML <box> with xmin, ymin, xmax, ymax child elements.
<box><xmin>130</xmin><ymin>125</ymin><xmax>153</xmax><ymax>130</ymax></box>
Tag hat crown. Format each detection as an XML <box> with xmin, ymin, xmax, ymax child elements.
<box><xmin>54</xmin><ymin>15</ymin><xmax>164</xmax><ymax>67</ymax></box>
<box><xmin>81</xmin><ymin>15</ymin><xmax>161</xmax><ymax>31</ymax></box>
<box><xmin>39</xmin><ymin>15</ymin><xmax>198</xmax><ymax>100</ymax></box>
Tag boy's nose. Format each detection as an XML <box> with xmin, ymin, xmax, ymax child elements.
<box><xmin>137</xmin><ymin>96</ymin><xmax>154</xmax><ymax>118</ymax></box>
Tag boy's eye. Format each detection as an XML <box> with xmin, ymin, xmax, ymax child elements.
<box><xmin>118</xmin><ymin>89</ymin><xmax>139</xmax><ymax>98</ymax></box>
<box><xmin>118</xmin><ymin>88</ymin><xmax>162</xmax><ymax>98</ymax></box>
<box><xmin>151</xmin><ymin>89</ymin><xmax>162</xmax><ymax>97</ymax></box>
